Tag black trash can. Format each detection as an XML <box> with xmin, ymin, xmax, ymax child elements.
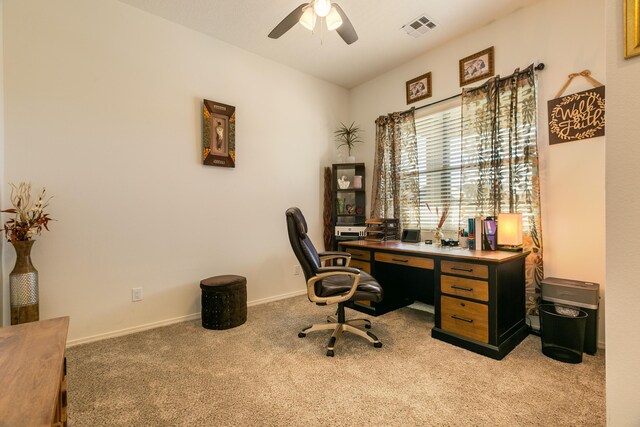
<box><xmin>539</xmin><ymin>303</ymin><xmax>588</xmax><ymax>363</ymax></box>
<box><xmin>541</xmin><ymin>277</ymin><xmax>599</xmax><ymax>355</ymax></box>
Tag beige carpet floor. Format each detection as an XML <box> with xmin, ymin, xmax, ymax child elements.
<box><xmin>67</xmin><ymin>296</ymin><xmax>605</xmax><ymax>426</ymax></box>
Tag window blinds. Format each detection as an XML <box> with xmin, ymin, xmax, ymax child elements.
<box><xmin>410</xmin><ymin>86</ymin><xmax>536</xmax><ymax>234</ymax></box>
<box><xmin>412</xmin><ymin>101</ymin><xmax>462</xmax><ymax>233</ymax></box>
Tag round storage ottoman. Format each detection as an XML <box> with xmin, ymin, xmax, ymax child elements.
<box><xmin>200</xmin><ymin>275</ymin><xmax>247</xmax><ymax>330</ymax></box>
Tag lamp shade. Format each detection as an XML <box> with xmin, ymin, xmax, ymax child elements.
<box><xmin>497</xmin><ymin>213</ymin><xmax>523</xmax><ymax>246</ymax></box>
<box><xmin>325</xmin><ymin>6</ymin><xmax>343</xmax><ymax>30</ymax></box>
<box><xmin>313</xmin><ymin>0</ymin><xmax>332</xmax><ymax>17</ymax></box>
<box><xmin>299</xmin><ymin>6</ymin><xmax>317</xmax><ymax>31</ymax></box>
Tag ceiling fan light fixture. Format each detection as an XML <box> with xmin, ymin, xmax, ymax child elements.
<box><xmin>325</xmin><ymin>6</ymin><xmax>343</xmax><ymax>31</ymax></box>
<box><xmin>313</xmin><ymin>0</ymin><xmax>332</xmax><ymax>18</ymax></box>
<box><xmin>299</xmin><ymin>6</ymin><xmax>317</xmax><ymax>31</ymax></box>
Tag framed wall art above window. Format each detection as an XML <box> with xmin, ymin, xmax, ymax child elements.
<box><xmin>459</xmin><ymin>46</ymin><xmax>495</xmax><ymax>86</ymax></box>
<box><xmin>406</xmin><ymin>72</ymin><xmax>432</xmax><ymax>104</ymax></box>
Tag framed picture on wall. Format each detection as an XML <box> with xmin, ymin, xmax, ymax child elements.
<box><xmin>459</xmin><ymin>46</ymin><xmax>495</xmax><ymax>86</ymax></box>
<box><xmin>203</xmin><ymin>99</ymin><xmax>236</xmax><ymax>168</ymax></box>
<box><xmin>625</xmin><ymin>0</ymin><xmax>640</xmax><ymax>58</ymax></box>
<box><xmin>406</xmin><ymin>72</ymin><xmax>432</xmax><ymax>104</ymax></box>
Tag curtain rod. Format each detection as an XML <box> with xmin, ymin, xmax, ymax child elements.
<box><xmin>410</xmin><ymin>62</ymin><xmax>546</xmax><ymax>114</ymax></box>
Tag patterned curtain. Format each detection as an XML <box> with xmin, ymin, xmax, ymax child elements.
<box><xmin>370</xmin><ymin>109</ymin><xmax>421</xmax><ymax>229</ymax></box>
<box><xmin>460</xmin><ymin>65</ymin><xmax>543</xmax><ymax>313</ymax></box>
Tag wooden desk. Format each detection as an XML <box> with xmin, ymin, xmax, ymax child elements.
<box><xmin>0</xmin><ymin>317</ymin><xmax>69</xmax><ymax>426</ymax></box>
<box><xmin>339</xmin><ymin>240</ymin><xmax>529</xmax><ymax>360</ymax></box>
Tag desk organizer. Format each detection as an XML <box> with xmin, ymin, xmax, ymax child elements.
<box><xmin>365</xmin><ymin>218</ymin><xmax>399</xmax><ymax>242</ymax></box>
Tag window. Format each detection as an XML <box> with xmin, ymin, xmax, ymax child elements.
<box><xmin>412</xmin><ymin>100</ymin><xmax>462</xmax><ymax>233</ymax></box>
<box><xmin>409</xmin><ymin>91</ymin><xmax>537</xmax><ymax>235</ymax></box>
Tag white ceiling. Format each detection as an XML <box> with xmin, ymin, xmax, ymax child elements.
<box><xmin>117</xmin><ymin>0</ymin><xmax>540</xmax><ymax>88</ymax></box>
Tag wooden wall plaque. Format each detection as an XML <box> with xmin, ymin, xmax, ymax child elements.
<box><xmin>548</xmin><ymin>86</ymin><xmax>605</xmax><ymax>145</ymax></box>
<box><xmin>203</xmin><ymin>99</ymin><xmax>236</xmax><ymax>167</ymax></box>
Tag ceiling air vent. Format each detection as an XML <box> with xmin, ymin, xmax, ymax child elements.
<box><xmin>402</xmin><ymin>14</ymin><xmax>437</xmax><ymax>38</ymax></box>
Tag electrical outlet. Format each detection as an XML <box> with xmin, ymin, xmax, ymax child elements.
<box><xmin>132</xmin><ymin>287</ymin><xmax>143</xmax><ymax>302</ymax></box>
<box><xmin>293</xmin><ymin>265</ymin><xmax>301</xmax><ymax>276</ymax></box>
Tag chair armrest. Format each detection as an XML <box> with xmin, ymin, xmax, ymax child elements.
<box><xmin>306</xmin><ymin>268</ymin><xmax>361</xmax><ymax>305</ymax></box>
<box><xmin>316</xmin><ymin>266</ymin><xmax>360</xmax><ymax>275</ymax></box>
<box><xmin>318</xmin><ymin>251</ymin><xmax>351</xmax><ymax>266</ymax></box>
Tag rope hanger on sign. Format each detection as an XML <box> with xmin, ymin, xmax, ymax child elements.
<box><xmin>554</xmin><ymin>69</ymin><xmax>604</xmax><ymax>99</ymax></box>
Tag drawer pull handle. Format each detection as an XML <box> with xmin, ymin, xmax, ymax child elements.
<box><xmin>391</xmin><ymin>258</ymin><xmax>409</xmax><ymax>263</ymax></box>
<box><xmin>451</xmin><ymin>315</ymin><xmax>474</xmax><ymax>323</ymax></box>
<box><xmin>452</xmin><ymin>267</ymin><xmax>473</xmax><ymax>272</ymax></box>
<box><xmin>451</xmin><ymin>285</ymin><xmax>473</xmax><ymax>291</ymax></box>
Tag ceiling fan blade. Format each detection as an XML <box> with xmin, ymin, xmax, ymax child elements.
<box><xmin>333</xmin><ymin>3</ymin><xmax>358</xmax><ymax>45</ymax></box>
<box><xmin>268</xmin><ymin>3</ymin><xmax>308</xmax><ymax>39</ymax></box>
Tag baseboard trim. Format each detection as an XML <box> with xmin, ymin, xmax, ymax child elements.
<box><xmin>66</xmin><ymin>312</ymin><xmax>202</xmax><ymax>347</ymax></box>
<box><xmin>67</xmin><ymin>289</ymin><xmax>307</xmax><ymax>347</ymax></box>
<box><xmin>247</xmin><ymin>289</ymin><xmax>307</xmax><ymax>307</ymax></box>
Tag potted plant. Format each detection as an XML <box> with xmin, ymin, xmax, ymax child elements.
<box><xmin>334</xmin><ymin>122</ymin><xmax>362</xmax><ymax>163</ymax></box>
<box><xmin>2</xmin><ymin>182</ymin><xmax>53</xmax><ymax>324</ymax></box>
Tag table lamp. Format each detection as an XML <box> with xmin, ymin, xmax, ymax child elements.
<box><xmin>497</xmin><ymin>213</ymin><xmax>523</xmax><ymax>251</ymax></box>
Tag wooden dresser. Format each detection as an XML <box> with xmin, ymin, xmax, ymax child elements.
<box><xmin>339</xmin><ymin>240</ymin><xmax>529</xmax><ymax>359</ymax></box>
<box><xmin>0</xmin><ymin>317</ymin><xmax>69</xmax><ymax>426</ymax></box>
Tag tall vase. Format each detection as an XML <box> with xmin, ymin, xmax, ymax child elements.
<box><xmin>10</xmin><ymin>240</ymin><xmax>39</xmax><ymax>325</ymax></box>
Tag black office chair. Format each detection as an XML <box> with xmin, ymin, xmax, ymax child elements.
<box><xmin>285</xmin><ymin>207</ymin><xmax>384</xmax><ymax>357</ymax></box>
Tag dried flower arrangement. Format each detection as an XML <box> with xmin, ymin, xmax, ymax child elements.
<box><xmin>426</xmin><ymin>203</ymin><xmax>449</xmax><ymax>229</ymax></box>
<box><xmin>1</xmin><ymin>182</ymin><xmax>53</xmax><ymax>242</ymax></box>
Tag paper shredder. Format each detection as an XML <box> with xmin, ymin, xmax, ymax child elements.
<box><xmin>541</xmin><ymin>277</ymin><xmax>599</xmax><ymax>355</ymax></box>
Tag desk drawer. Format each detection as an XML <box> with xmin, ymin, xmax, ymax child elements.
<box><xmin>441</xmin><ymin>295</ymin><xmax>488</xmax><ymax>343</ymax></box>
<box><xmin>345</xmin><ymin>248</ymin><xmax>371</xmax><ymax>261</ymax></box>
<box><xmin>350</xmin><ymin>259</ymin><xmax>371</xmax><ymax>274</ymax></box>
<box><xmin>441</xmin><ymin>260</ymin><xmax>488</xmax><ymax>279</ymax></box>
<box><xmin>441</xmin><ymin>275</ymin><xmax>488</xmax><ymax>302</ymax></box>
<box><xmin>375</xmin><ymin>252</ymin><xmax>434</xmax><ymax>270</ymax></box>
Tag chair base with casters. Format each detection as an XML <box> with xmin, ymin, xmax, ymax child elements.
<box><xmin>298</xmin><ymin>302</ymin><xmax>382</xmax><ymax>357</ymax></box>
<box><xmin>285</xmin><ymin>207</ymin><xmax>385</xmax><ymax>357</ymax></box>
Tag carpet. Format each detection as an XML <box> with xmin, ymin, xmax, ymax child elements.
<box><xmin>67</xmin><ymin>295</ymin><xmax>605</xmax><ymax>426</ymax></box>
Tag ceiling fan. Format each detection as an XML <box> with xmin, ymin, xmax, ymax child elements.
<box><xmin>268</xmin><ymin>0</ymin><xmax>358</xmax><ymax>45</ymax></box>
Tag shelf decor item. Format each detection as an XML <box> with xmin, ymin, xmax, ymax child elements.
<box><xmin>2</xmin><ymin>182</ymin><xmax>53</xmax><ymax>325</ymax></box>
<box><xmin>334</xmin><ymin>122</ymin><xmax>362</xmax><ymax>163</ymax></box>
<box><xmin>337</xmin><ymin>175</ymin><xmax>351</xmax><ymax>189</ymax></box>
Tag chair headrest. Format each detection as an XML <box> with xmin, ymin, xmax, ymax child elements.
<box><xmin>286</xmin><ymin>207</ymin><xmax>308</xmax><ymax>237</ymax></box>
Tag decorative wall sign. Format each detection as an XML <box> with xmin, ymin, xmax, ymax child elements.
<box><xmin>406</xmin><ymin>72</ymin><xmax>432</xmax><ymax>104</ymax></box>
<box><xmin>459</xmin><ymin>47</ymin><xmax>494</xmax><ymax>86</ymax></box>
<box><xmin>625</xmin><ymin>0</ymin><xmax>640</xmax><ymax>58</ymax></box>
<box><xmin>548</xmin><ymin>71</ymin><xmax>605</xmax><ymax>145</ymax></box>
<box><xmin>203</xmin><ymin>99</ymin><xmax>235</xmax><ymax>167</ymax></box>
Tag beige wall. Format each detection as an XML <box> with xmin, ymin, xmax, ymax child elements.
<box><xmin>2</xmin><ymin>0</ymin><xmax>348</xmax><ymax>341</ymax></box>
<box><xmin>605</xmin><ymin>0</ymin><xmax>640</xmax><ymax>424</ymax></box>
<box><xmin>349</xmin><ymin>0</ymin><xmax>606</xmax><ymax>343</ymax></box>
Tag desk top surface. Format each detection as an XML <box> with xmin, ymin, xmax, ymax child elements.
<box><xmin>340</xmin><ymin>240</ymin><xmax>529</xmax><ymax>263</ymax></box>
<box><xmin>0</xmin><ymin>316</ymin><xmax>69</xmax><ymax>426</ymax></box>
